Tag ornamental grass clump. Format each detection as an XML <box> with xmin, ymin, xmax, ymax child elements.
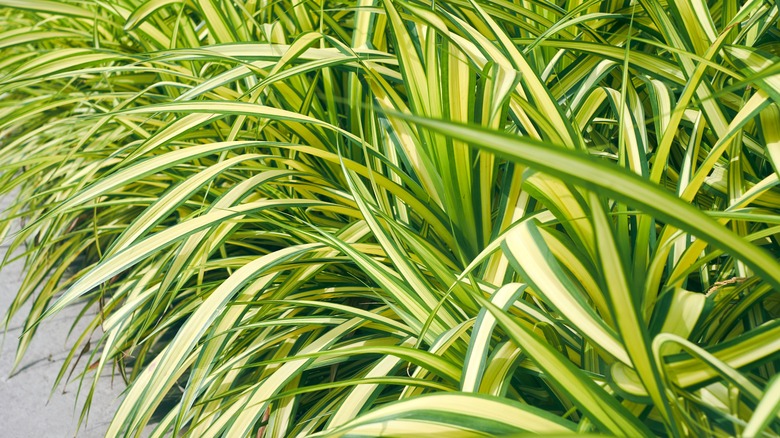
<box><xmin>1</xmin><ymin>0</ymin><xmax>780</xmax><ymax>436</ymax></box>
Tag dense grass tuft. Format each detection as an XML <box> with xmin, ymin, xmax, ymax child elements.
<box><xmin>1</xmin><ymin>0</ymin><xmax>780</xmax><ymax>436</ymax></box>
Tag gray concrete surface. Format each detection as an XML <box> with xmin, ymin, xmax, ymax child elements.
<box><xmin>0</xmin><ymin>195</ymin><xmax>125</xmax><ymax>437</ymax></box>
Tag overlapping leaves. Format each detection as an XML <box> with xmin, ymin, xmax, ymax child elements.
<box><xmin>1</xmin><ymin>0</ymin><xmax>780</xmax><ymax>436</ymax></box>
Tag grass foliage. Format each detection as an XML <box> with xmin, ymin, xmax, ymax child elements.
<box><xmin>1</xmin><ymin>0</ymin><xmax>780</xmax><ymax>436</ymax></box>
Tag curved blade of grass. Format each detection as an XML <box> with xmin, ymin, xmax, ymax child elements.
<box><xmin>313</xmin><ymin>392</ymin><xmax>577</xmax><ymax>437</ymax></box>
<box><xmin>125</xmin><ymin>0</ymin><xmax>181</xmax><ymax>30</ymax></box>
<box><xmin>743</xmin><ymin>375</ymin><xmax>780</xmax><ymax>437</ymax></box>
<box><xmin>461</xmin><ymin>283</ymin><xmax>526</xmax><ymax>392</ymax></box>
<box><xmin>395</xmin><ymin>113</ymin><xmax>780</xmax><ymax>293</ymax></box>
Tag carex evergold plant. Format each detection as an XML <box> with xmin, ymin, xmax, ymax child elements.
<box><xmin>1</xmin><ymin>0</ymin><xmax>780</xmax><ymax>436</ymax></box>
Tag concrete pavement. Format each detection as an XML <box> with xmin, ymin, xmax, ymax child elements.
<box><xmin>0</xmin><ymin>195</ymin><xmax>125</xmax><ymax>437</ymax></box>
